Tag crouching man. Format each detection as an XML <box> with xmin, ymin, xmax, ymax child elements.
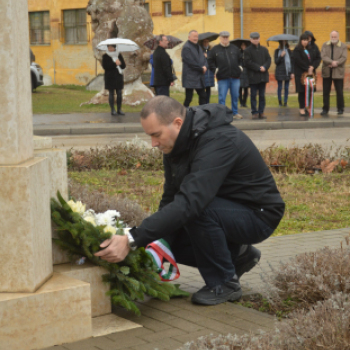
<box><xmin>95</xmin><ymin>96</ymin><xmax>285</xmax><ymax>306</ymax></box>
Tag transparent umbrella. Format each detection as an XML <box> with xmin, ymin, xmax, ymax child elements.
<box><xmin>96</xmin><ymin>38</ymin><xmax>140</xmax><ymax>52</ymax></box>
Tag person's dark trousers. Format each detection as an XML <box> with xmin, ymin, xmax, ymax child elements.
<box><xmin>322</xmin><ymin>76</ymin><xmax>344</xmax><ymax>112</ymax></box>
<box><xmin>164</xmin><ymin>197</ymin><xmax>274</xmax><ymax>288</ymax></box>
<box><xmin>205</xmin><ymin>87</ymin><xmax>211</xmax><ymax>104</ymax></box>
<box><xmin>155</xmin><ymin>85</ymin><xmax>170</xmax><ymax>96</ymax></box>
<box><xmin>184</xmin><ymin>88</ymin><xmax>207</xmax><ymax>107</ymax></box>
<box><xmin>277</xmin><ymin>80</ymin><xmax>290</xmax><ymax>104</ymax></box>
<box><xmin>239</xmin><ymin>87</ymin><xmax>248</xmax><ymax>106</ymax></box>
<box><xmin>298</xmin><ymin>92</ymin><xmax>306</xmax><ymax>109</ymax></box>
<box><xmin>250</xmin><ymin>82</ymin><xmax>266</xmax><ymax>115</ymax></box>
<box><xmin>108</xmin><ymin>89</ymin><xmax>123</xmax><ymax>112</ymax></box>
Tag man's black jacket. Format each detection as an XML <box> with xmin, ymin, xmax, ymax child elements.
<box><xmin>131</xmin><ymin>104</ymin><xmax>285</xmax><ymax>248</ymax></box>
<box><xmin>208</xmin><ymin>43</ymin><xmax>242</xmax><ymax>80</ymax></box>
<box><xmin>153</xmin><ymin>46</ymin><xmax>173</xmax><ymax>86</ymax></box>
<box><xmin>244</xmin><ymin>44</ymin><xmax>271</xmax><ymax>84</ymax></box>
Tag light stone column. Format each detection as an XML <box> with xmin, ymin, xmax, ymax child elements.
<box><xmin>0</xmin><ymin>0</ymin><xmax>52</xmax><ymax>292</ymax></box>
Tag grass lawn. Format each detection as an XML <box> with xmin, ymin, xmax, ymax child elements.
<box><xmin>69</xmin><ymin>170</ymin><xmax>350</xmax><ymax>236</ymax></box>
<box><xmin>32</xmin><ymin>84</ymin><xmax>349</xmax><ymax>114</ymax></box>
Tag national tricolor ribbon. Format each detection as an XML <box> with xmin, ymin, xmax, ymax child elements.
<box><xmin>146</xmin><ymin>239</ymin><xmax>180</xmax><ymax>282</ymax></box>
<box><xmin>305</xmin><ymin>76</ymin><xmax>315</xmax><ymax>118</ymax></box>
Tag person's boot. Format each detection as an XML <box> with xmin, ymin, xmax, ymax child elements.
<box><xmin>117</xmin><ymin>91</ymin><xmax>125</xmax><ymax>116</ymax></box>
<box><xmin>279</xmin><ymin>100</ymin><xmax>282</xmax><ymax>106</ymax></box>
<box><xmin>111</xmin><ymin>107</ymin><xmax>118</xmax><ymax>116</ymax></box>
<box><xmin>235</xmin><ymin>245</ymin><xmax>261</xmax><ymax>279</ymax></box>
<box><xmin>117</xmin><ymin>109</ymin><xmax>125</xmax><ymax>116</ymax></box>
<box><xmin>191</xmin><ymin>275</ymin><xmax>242</xmax><ymax>305</ymax></box>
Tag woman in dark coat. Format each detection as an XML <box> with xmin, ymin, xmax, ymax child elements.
<box><xmin>274</xmin><ymin>41</ymin><xmax>294</xmax><ymax>107</ymax></box>
<box><xmin>239</xmin><ymin>42</ymin><xmax>249</xmax><ymax>107</ymax></box>
<box><xmin>201</xmin><ymin>39</ymin><xmax>215</xmax><ymax>104</ymax></box>
<box><xmin>102</xmin><ymin>45</ymin><xmax>126</xmax><ymax>116</ymax></box>
<box><xmin>293</xmin><ymin>33</ymin><xmax>316</xmax><ymax>116</ymax></box>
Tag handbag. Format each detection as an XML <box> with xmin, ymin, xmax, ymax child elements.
<box><xmin>301</xmin><ymin>72</ymin><xmax>316</xmax><ymax>86</ymax></box>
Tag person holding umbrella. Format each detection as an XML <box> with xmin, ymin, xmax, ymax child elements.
<box><xmin>274</xmin><ymin>40</ymin><xmax>294</xmax><ymax>107</ymax></box>
<box><xmin>153</xmin><ymin>35</ymin><xmax>174</xmax><ymax>96</ymax></box>
<box><xmin>201</xmin><ymin>38</ymin><xmax>215</xmax><ymax>104</ymax></box>
<box><xmin>102</xmin><ymin>44</ymin><xmax>126</xmax><ymax>116</ymax></box>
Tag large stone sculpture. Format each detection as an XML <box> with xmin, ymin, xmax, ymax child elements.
<box><xmin>86</xmin><ymin>0</ymin><xmax>154</xmax><ymax>105</ymax></box>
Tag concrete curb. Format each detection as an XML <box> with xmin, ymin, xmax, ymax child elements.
<box><xmin>33</xmin><ymin>119</ymin><xmax>350</xmax><ymax>136</ymax></box>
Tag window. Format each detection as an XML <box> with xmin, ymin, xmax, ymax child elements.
<box><xmin>185</xmin><ymin>1</ymin><xmax>193</xmax><ymax>16</ymax></box>
<box><xmin>283</xmin><ymin>0</ymin><xmax>303</xmax><ymax>37</ymax></box>
<box><xmin>164</xmin><ymin>2</ymin><xmax>171</xmax><ymax>17</ymax></box>
<box><xmin>208</xmin><ymin>0</ymin><xmax>216</xmax><ymax>16</ymax></box>
<box><xmin>144</xmin><ymin>3</ymin><xmax>150</xmax><ymax>12</ymax></box>
<box><xmin>29</xmin><ymin>11</ymin><xmax>50</xmax><ymax>45</ymax></box>
<box><xmin>63</xmin><ymin>9</ymin><xmax>87</xmax><ymax>44</ymax></box>
<box><xmin>346</xmin><ymin>0</ymin><xmax>350</xmax><ymax>41</ymax></box>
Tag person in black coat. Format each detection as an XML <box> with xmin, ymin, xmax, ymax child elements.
<box><xmin>239</xmin><ymin>42</ymin><xmax>249</xmax><ymax>108</ymax></box>
<box><xmin>153</xmin><ymin>35</ymin><xmax>174</xmax><ymax>96</ymax></box>
<box><xmin>274</xmin><ymin>41</ymin><xmax>294</xmax><ymax>107</ymax></box>
<box><xmin>293</xmin><ymin>33</ymin><xmax>316</xmax><ymax>116</ymax></box>
<box><xmin>95</xmin><ymin>96</ymin><xmax>285</xmax><ymax>306</ymax></box>
<box><xmin>304</xmin><ymin>31</ymin><xmax>321</xmax><ymax>82</ymax></box>
<box><xmin>181</xmin><ymin>30</ymin><xmax>207</xmax><ymax>107</ymax></box>
<box><xmin>244</xmin><ymin>32</ymin><xmax>271</xmax><ymax>119</ymax></box>
<box><xmin>102</xmin><ymin>45</ymin><xmax>126</xmax><ymax>116</ymax></box>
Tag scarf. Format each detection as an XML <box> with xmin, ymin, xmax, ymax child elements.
<box><xmin>106</xmin><ymin>49</ymin><xmax>123</xmax><ymax>74</ymax></box>
<box><xmin>278</xmin><ymin>47</ymin><xmax>291</xmax><ymax>75</ymax></box>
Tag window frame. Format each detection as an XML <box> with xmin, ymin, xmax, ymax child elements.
<box><xmin>29</xmin><ymin>11</ymin><xmax>51</xmax><ymax>46</ymax></box>
<box><xmin>164</xmin><ymin>2</ymin><xmax>172</xmax><ymax>17</ymax></box>
<box><xmin>207</xmin><ymin>0</ymin><xmax>216</xmax><ymax>16</ymax></box>
<box><xmin>185</xmin><ymin>1</ymin><xmax>193</xmax><ymax>16</ymax></box>
<box><xmin>283</xmin><ymin>0</ymin><xmax>303</xmax><ymax>39</ymax></box>
<box><xmin>62</xmin><ymin>8</ymin><xmax>88</xmax><ymax>45</ymax></box>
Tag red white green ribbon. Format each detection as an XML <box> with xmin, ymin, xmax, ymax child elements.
<box><xmin>305</xmin><ymin>76</ymin><xmax>315</xmax><ymax>118</ymax></box>
<box><xmin>146</xmin><ymin>239</ymin><xmax>180</xmax><ymax>282</ymax></box>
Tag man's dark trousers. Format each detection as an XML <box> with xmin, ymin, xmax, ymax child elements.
<box><xmin>250</xmin><ymin>82</ymin><xmax>266</xmax><ymax>115</ymax></box>
<box><xmin>184</xmin><ymin>88</ymin><xmax>207</xmax><ymax>107</ymax></box>
<box><xmin>155</xmin><ymin>85</ymin><xmax>170</xmax><ymax>96</ymax></box>
<box><xmin>165</xmin><ymin>197</ymin><xmax>274</xmax><ymax>288</ymax></box>
<box><xmin>322</xmin><ymin>72</ymin><xmax>344</xmax><ymax>113</ymax></box>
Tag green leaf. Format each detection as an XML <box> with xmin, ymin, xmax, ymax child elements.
<box><xmin>120</xmin><ymin>266</ymin><xmax>130</xmax><ymax>275</ymax></box>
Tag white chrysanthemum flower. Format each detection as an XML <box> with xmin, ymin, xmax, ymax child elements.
<box><xmin>82</xmin><ymin>209</ymin><xmax>96</xmax><ymax>219</ymax></box>
<box><xmin>103</xmin><ymin>225</ymin><xmax>117</xmax><ymax>235</ymax></box>
<box><xmin>84</xmin><ymin>216</ymin><xmax>97</xmax><ymax>227</ymax></box>
<box><xmin>96</xmin><ymin>213</ymin><xmax>114</xmax><ymax>227</ymax></box>
<box><xmin>67</xmin><ymin>200</ymin><xmax>86</xmax><ymax>215</ymax></box>
<box><xmin>104</xmin><ymin>210</ymin><xmax>121</xmax><ymax>218</ymax></box>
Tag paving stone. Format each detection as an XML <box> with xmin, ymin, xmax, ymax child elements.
<box><xmin>174</xmin><ymin>329</ymin><xmax>221</xmax><ymax>343</ymax></box>
<box><xmin>95</xmin><ymin>336</ymin><xmax>147</xmax><ymax>350</ymax></box>
<box><xmin>162</xmin><ymin>317</ymin><xmax>205</xmax><ymax>333</ymax></box>
<box><xmin>141</xmin><ymin>327</ymin><xmax>187</xmax><ymax>342</ymax></box>
<box><xmin>134</xmin><ymin>338</ymin><xmax>183</xmax><ymax>350</ymax></box>
<box><xmin>134</xmin><ymin>316</ymin><xmax>174</xmax><ymax>331</ymax></box>
<box><xmin>61</xmin><ymin>339</ymin><xmax>100</xmax><ymax>350</ymax></box>
<box><xmin>43</xmin><ymin>346</ymin><xmax>71</xmax><ymax>350</ymax></box>
<box><xmin>106</xmin><ymin>327</ymin><xmax>155</xmax><ymax>341</ymax></box>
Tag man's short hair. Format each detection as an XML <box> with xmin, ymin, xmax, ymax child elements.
<box><xmin>140</xmin><ymin>96</ymin><xmax>186</xmax><ymax>125</ymax></box>
<box><xmin>157</xmin><ymin>34</ymin><xmax>166</xmax><ymax>44</ymax></box>
<box><xmin>188</xmin><ymin>30</ymin><xmax>198</xmax><ymax>36</ymax></box>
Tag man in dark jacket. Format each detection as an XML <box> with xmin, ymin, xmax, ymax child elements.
<box><xmin>181</xmin><ymin>30</ymin><xmax>207</xmax><ymax>107</ymax></box>
<box><xmin>208</xmin><ymin>31</ymin><xmax>243</xmax><ymax>119</ymax></box>
<box><xmin>95</xmin><ymin>96</ymin><xmax>285</xmax><ymax>306</ymax></box>
<box><xmin>244</xmin><ymin>32</ymin><xmax>271</xmax><ymax>119</ymax></box>
<box><xmin>153</xmin><ymin>35</ymin><xmax>174</xmax><ymax>96</ymax></box>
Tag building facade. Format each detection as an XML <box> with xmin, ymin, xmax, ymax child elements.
<box><xmin>28</xmin><ymin>0</ymin><xmax>350</xmax><ymax>88</ymax></box>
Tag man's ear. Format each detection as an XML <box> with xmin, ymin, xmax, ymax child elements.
<box><xmin>173</xmin><ymin>117</ymin><xmax>184</xmax><ymax>131</ymax></box>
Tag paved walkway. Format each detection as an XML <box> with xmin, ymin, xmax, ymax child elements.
<box><xmin>43</xmin><ymin>227</ymin><xmax>349</xmax><ymax>350</ymax></box>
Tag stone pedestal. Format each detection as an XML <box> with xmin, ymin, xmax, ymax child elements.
<box><xmin>0</xmin><ymin>157</ymin><xmax>52</xmax><ymax>292</ymax></box>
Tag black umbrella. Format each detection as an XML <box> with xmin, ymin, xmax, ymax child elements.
<box><xmin>230</xmin><ymin>38</ymin><xmax>251</xmax><ymax>49</ymax></box>
<box><xmin>198</xmin><ymin>32</ymin><xmax>219</xmax><ymax>42</ymax></box>
<box><xmin>143</xmin><ymin>35</ymin><xmax>183</xmax><ymax>50</ymax></box>
<box><xmin>266</xmin><ymin>34</ymin><xmax>299</xmax><ymax>46</ymax></box>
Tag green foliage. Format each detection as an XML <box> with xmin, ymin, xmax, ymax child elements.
<box><xmin>51</xmin><ymin>191</ymin><xmax>188</xmax><ymax>315</ymax></box>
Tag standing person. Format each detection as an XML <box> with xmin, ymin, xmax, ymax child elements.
<box><xmin>153</xmin><ymin>35</ymin><xmax>175</xmax><ymax>96</ymax></box>
<box><xmin>95</xmin><ymin>96</ymin><xmax>285</xmax><ymax>306</ymax></box>
<box><xmin>201</xmin><ymin>38</ymin><xmax>215</xmax><ymax>104</ymax></box>
<box><xmin>208</xmin><ymin>31</ymin><xmax>243</xmax><ymax>119</ymax></box>
<box><xmin>304</xmin><ymin>31</ymin><xmax>321</xmax><ymax>87</ymax></box>
<box><xmin>244</xmin><ymin>32</ymin><xmax>271</xmax><ymax>119</ymax></box>
<box><xmin>293</xmin><ymin>33</ymin><xmax>316</xmax><ymax>117</ymax></box>
<box><xmin>182</xmin><ymin>30</ymin><xmax>207</xmax><ymax>107</ymax></box>
<box><xmin>320</xmin><ymin>31</ymin><xmax>348</xmax><ymax>116</ymax></box>
<box><xmin>239</xmin><ymin>42</ymin><xmax>249</xmax><ymax>108</ymax></box>
<box><xmin>274</xmin><ymin>40</ymin><xmax>294</xmax><ymax>107</ymax></box>
<box><xmin>102</xmin><ymin>44</ymin><xmax>126</xmax><ymax>116</ymax></box>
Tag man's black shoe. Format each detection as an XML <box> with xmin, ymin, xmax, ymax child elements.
<box><xmin>117</xmin><ymin>110</ymin><xmax>125</xmax><ymax>116</ymax></box>
<box><xmin>320</xmin><ymin>110</ymin><xmax>329</xmax><ymax>116</ymax></box>
<box><xmin>191</xmin><ymin>275</ymin><xmax>242</xmax><ymax>305</ymax></box>
<box><xmin>235</xmin><ymin>245</ymin><xmax>261</xmax><ymax>279</ymax></box>
<box><xmin>111</xmin><ymin>109</ymin><xmax>118</xmax><ymax>116</ymax></box>
<box><xmin>338</xmin><ymin>110</ymin><xmax>344</xmax><ymax>115</ymax></box>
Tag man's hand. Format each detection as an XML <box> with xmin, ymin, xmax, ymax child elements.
<box><xmin>260</xmin><ymin>66</ymin><xmax>266</xmax><ymax>72</ymax></box>
<box><xmin>94</xmin><ymin>235</ymin><xmax>130</xmax><ymax>263</ymax></box>
<box><xmin>308</xmin><ymin>66</ymin><xmax>314</xmax><ymax>75</ymax></box>
<box><xmin>170</xmin><ymin>82</ymin><xmax>174</xmax><ymax>86</ymax></box>
<box><xmin>202</xmin><ymin>66</ymin><xmax>207</xmax><ymax>73</ymax></box>
<box><xmin>331</xmin><ymin>61</ymin><xmax>338</xmax><ymax>67</ymax></box>
<box><xmin>115</xmin><ymin>59</ymin><xmax>121</xmax><ymax>66</ymax></box>
<box><xmin>290</xmin><ymin>73</ymin><xmax>295</xmax><ymax>79</ymax></box>
<box><xmin>281</xmin><ymin>51</ymin><xmax>286</xmax><ymax>57</ymax></box>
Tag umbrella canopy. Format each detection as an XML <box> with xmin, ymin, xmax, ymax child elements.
<box><xmin>143</xmin><ymin>35</ymin><xmax>183</xmax><ymax>50</ymax></box>
<box><xmin>96</xmin><ymin>38</ymin><xmax>140</xmax><ymax>52</ymax></box>
<box><xmin>230</xmin><ymin>38</ymin><xmax>251</xmax><ymax>49</ymax></box>
<box><xmin>266</xmin><ymin>34</ymin><xmax>299</xmax><ymax>46</ymax></box>
<box><xmin>198</xmin><ymin>32</ymin><xmax>219</xmax><ymax>42</ymax></box>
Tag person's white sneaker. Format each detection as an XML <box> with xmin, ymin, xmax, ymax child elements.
<box><xmin>233</xmin><ymin>113</ymin><xmax>243</xmax><ymax>120</ymax></box>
